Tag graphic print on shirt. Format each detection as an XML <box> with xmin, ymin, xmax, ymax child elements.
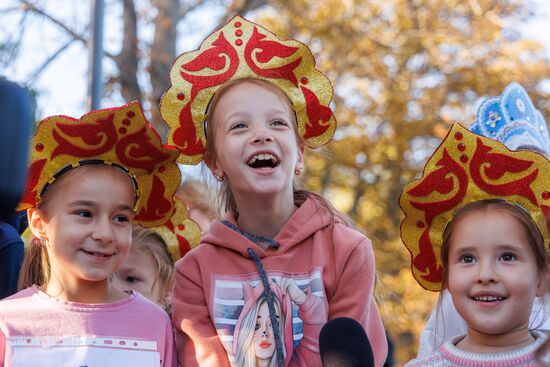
<box><xmin>211</xmin><ymin>267</ymin><xmax>327</xmax><ymax>366</ymax></box>
<box><xmin>5</xmin><ymin>335</ymin><xmax>160</xmax><ymax>367</ymax></box>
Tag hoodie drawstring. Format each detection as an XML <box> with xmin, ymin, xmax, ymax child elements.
<box><xmin>246</xmin><ymin>248</ymin><xmax>285</xmax><ymax>367</ymax></box>
<box><xmin>221</xmin><ymin>220</ymin><xmax>284</xmax><ymax>367</ymax></box>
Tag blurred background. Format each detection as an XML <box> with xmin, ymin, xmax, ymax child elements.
<box><xmin>1</xmin><ymin>0</ymin><xmax>550</xmax><ymax>364</ymax></box>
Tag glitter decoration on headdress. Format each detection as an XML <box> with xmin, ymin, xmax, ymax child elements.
<box><xmin>160</xmin><ymin>15</ymin><xmax>337</xmax><ymax>164</ymax></box>
<box><xmin>154</xmin><ymin>197</ymin><xmax>201</xmax><ymax>262</ymax></box>
<box><xmin>400</xmin><ymin>123</ymin><xmax>550</xmax><ymax>291</ymax></box>
<box><xmin>469</xmin><ymin>82</ymin><xmax>550</xmax><ymax>156</ymax></box>
<box><xmin>17</xmin><ymin>101</ymin><xmax>181</xmax><ymax>228</ymax></box>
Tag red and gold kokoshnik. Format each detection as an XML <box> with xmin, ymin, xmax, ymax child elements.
<box><xmin>17</xmin><ymin>101</ymin><xmax>181</xmax><ymax>228</ymax></box>
<box><xmin>400</xmin><ymin>123</ymin><xmax>550</xmax><ymax>291</ymax></box>
<box><xmin>160</xmin><ymin>15</ymin><xmax>337</xmax><ymax>164</ymax></box>
<box><xmin>154</xmin><ymin>197</ymin><xmax>201</xmax><ymax>262</ymax></box>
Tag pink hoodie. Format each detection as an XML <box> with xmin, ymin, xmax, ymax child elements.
<box><xmin>172</xmin><ymin>197</ymin><xmax>387</xmax><ymax>366</ymax></box>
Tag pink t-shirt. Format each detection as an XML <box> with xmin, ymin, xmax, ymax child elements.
<box><xmin>0</xmin><ymin>286</ymin><xmax>176</xmax><ymax>367</ymax></box>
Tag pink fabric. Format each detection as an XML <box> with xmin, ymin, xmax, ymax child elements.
<box><xmin>0</xmin><ymin>286</ymin><xmax>176</xmax><ymax>367</ymax></box>
<box><xmin>405</xmin><ymin>331</ymin><xmax>547</xmax><ymax>367</ymax></box>
<box><xmin>172</xmin><ymin>196</ymin><xmax>388</xmax><ymax>366</ymax></box>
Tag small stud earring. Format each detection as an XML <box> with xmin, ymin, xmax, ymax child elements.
<box><xmin>294</xmin><ymin>166</ymin><xmax>302</xmax><ymax>175</ymax></box>
<box><xmin>215</xmin><ymin>174</ymin><xmax>224</xmax><ymax>182</ymax></box>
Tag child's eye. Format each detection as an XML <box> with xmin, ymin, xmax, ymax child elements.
<box><xmin>75</xmin><ymin>210</ymin><xmax>92</xmax><ymax>218</ymax></box>
<box><xmin>114</xmin><ymin>214</ymin><xmax>130</xmax><ymax>223</ymax></box>
<box><xmin>271</xmin><ymin>119</ymin><xmax>288</xmax><ymax>127</ymax></box>
<box><xmin>230</xmin><ymin>122</ymin><xmax>247</xmax><ymax>130</ymax></box>
<box><xmin>125</xmin><ymin>276</ymin><xmax>141</xmax><ymax>284</ymax></box>
<box><xmin>254</xmin><ymin>322</ymin><xmax>260</xmax><ymax>331</ymax></box>
<box><xmin>500</xmin><ymin>253</ymin><xmax>517</xmax><ymax>262</ymax></box>
<box><xmin>459</xmin><ymin>254</ymin><xmax>476</xmax><ymax>264</ymax></box>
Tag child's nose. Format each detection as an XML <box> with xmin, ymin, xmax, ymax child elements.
<box><xmin>251</xmin><ymin>126</ymin><xmax>273</xmax><ymax>144</ymax></box>
<box><xmin>92</xmin><ymin>217</ymin><xmax>115</xmax><ymax>243</ymax></box>
<box><xmin>475</xmin><ymin>260</ymin><xmax>497</xmax><ymax>283</ymax></box>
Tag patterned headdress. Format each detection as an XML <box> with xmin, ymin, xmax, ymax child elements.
<box><xmin>400</xmin><ymin>123</ymin><xmax>550</xmax><ymax>291</ymax></box>
<box><xmin>18</xmin><ymin>102</ymin><xmax>181</xmax><ymax>228</ymax></box>
<box><xmin>160</xmin><ymin>15</ymin><xmax>337</xmax><ymax>164</ymax></box>
<box><xmin>154</xmin><ymin>197</ymin><xmax>201</xmax><ymax>262</ymax></box>
<box><xmin>469</xmin><ymin>82</ymin><xmax>550</xmax><ymax>156</ymax></box>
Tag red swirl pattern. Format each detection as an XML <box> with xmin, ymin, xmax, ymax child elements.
<box><xmin>408</xmin><ymin>149</ymin><xmax>468</xmax><ymax>226</ymax></box>
<box><xmin>470</xmin><ymin>138</ymin><xmax>538</xmax><ymax>205</ymax></box>
<box><xmin>134</xmin><ymin>174</ymin><xmax>172</xmax><ymax>223</ymax></box>
<box><xmin>52</xmin><ymin>114</ymin><xmax>117</xmax><ymax>159</ymax></box>
<box><xmin>116</xmin><ymin>127</ymin><xmax>172</xmax><ymax>174</ymax></box>
<box><xmin>244</xmin><ymin>27</ymin><xmax>301</xmax><ymax>85</ymax></box>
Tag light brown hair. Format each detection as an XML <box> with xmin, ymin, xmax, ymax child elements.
<box><xmin>130</xmin><ymin>224</ymin><xmax>174</xmax><ymax>307</ymax></box>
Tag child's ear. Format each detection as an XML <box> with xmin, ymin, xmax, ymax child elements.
<box><xmin>204</xmin><ymin>151</ymin><xmax>224</xmax><ymax>181</ymax></box>
<box><xmin>27</xmin><ymin>207</ymin><xmax>47</xmax><ymax>239</ymax></box>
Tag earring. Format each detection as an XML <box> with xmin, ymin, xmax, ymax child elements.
<box><xmin>215</xmin><ymin>174</ymin><xmax>224</xmax><ymax>182</ymax></box>
<box><xmin>294</xmin><ymin>165</ymin><xmax>302</xmax><ymax>175</ymax></box>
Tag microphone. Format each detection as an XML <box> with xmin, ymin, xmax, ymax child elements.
<box><xmin>320</xmin><ymin>317</ymin><xmax>375</xmax><ymax>367</ymax></box>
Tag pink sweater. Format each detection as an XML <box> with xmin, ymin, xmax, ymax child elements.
<box><xmin>405</xmin><ymin>331</ymin><xmax>547</xmax><ymax>367</ymax></box>
<box><xmin>0</xmin><ymin>286</ymin><xmax>177</xmax><ymax>367</ymax></box>
<box><xmin>172</xmin><ymin>197</ymin><xmax>387</xmax><ymax>366</ymax></box>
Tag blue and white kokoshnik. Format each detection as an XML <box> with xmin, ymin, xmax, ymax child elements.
<box><xmin>469</xmin><ymin>82</ymin><xmax>550</xmax><ymax>156</ymax></box>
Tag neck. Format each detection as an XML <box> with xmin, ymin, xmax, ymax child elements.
<box><xmin>233</xmin><ymin>189</ymin><xmax>297</xmax><ymax>239</ymax></box>
<box><xmin>44</xmin><ymin>277</ymin><xmax>126</xmax><ymax>304</ymax></box>
<box><xmin>457</xmin><ymin>325</ymin><xmax>535</xmax><ymax>353</ymax></box>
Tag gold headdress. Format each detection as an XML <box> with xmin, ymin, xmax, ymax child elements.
<box><xmin>400</xmin><ymin>123</ymin><xmax>550</xmax><ymax>291</ymax></box>
<box><xmin>18</xmin><ymin>102</ymin><xmax>181</xmax><ymax>228</ymax></box>
<box><xmin>160</xmin><ymin>15</ymin><xmax>337</xmax><ymax>164</ymax></box>
<box><xmin>154</xmin><ymin>197</ymin><xmax>201</xmax><ymax>262</ymax></box>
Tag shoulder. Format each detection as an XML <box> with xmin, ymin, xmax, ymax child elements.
<box><xmin>0</xmin><ymin>286</ymin><xmax>38</xmax><ymax>308</ymax></box>
<box><xmin>125</xmin><ymin>292</ymin><xmax>171</xmax><ymax>322</ymax></box>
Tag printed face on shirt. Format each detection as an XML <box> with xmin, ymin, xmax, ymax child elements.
<box><xmin>447</xmin><ymin>208</ymin><xmax>543</xmax><ymax>342</ymax></box>
<box><xmin>31</xmin><ymin>165</ymin><xmax>134</xmax><ymax>288</ymax></box>
<box><xmin>254</xmin><ymin>301</ymin><xmax>277</xmax><ymax>362</ymax></box>
<box><xmin>208</xmin><ymin>81</ymin><xmax>304</xmax><ymax>203</ymax></box>
<box><xmin>113</xmin><ymin>248</ymin><xmax>162</xmax><ymax>304</ymax></box>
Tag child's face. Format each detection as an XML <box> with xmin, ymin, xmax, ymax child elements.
<box><xmin>29</xmin><ymin>166</ymin><xmax>134</xmax><ymax>287</ymax></box>
<box><xmin>208</xmin><ymin>81</ymin><xmax>304</xmax><ymax>202</ymax></box>
<box><xmin>447</xmin><ymin>209</ymin><xmax>543</xmax><ymax>340</ymax></box>
<box><xmin>112</xmin><ymin>248</ymin><xmax>163</xmax><ymax>304</ymax></box>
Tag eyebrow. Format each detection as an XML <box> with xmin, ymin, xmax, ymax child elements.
<box><xmin>68</xmin><ymin>200</ymin><xmax>134</xmax><ymax>212</ymax></box>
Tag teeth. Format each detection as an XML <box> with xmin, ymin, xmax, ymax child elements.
<box><xmin>473</xmin><ymin>295</ymin><xmax>505</xmax><ymax>302</ymax></box>
<box><xmin>247</xmin><ymin>153</ymin><xmax>278</xmax><ymax>165</ymax></box>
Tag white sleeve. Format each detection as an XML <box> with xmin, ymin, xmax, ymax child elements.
<box><xmin>416</xmin><ymin>289</ymin><xmax>467</xmax><ymax>358</ymax></box>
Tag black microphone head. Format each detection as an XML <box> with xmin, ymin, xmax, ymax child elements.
<box><xmin>320</xmin><ymin>317</ymin><xmax>375</xmax><ymax>367</ymax></box>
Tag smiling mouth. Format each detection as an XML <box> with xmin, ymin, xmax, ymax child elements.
<box><xmin>472</xmin><ymin>295</ymin><xmax>507</xmax><ymax>302</ymax></box>
<box><xmin>247</xmin><ymin>153</ymin><xmax>279</xmax><ymax>169</ymax></box>
<box><xmin>82</xmin><ymin>250</ymin><xmax>113</xmax><ymax>258</ymax></box>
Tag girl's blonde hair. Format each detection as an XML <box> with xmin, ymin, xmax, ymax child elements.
<box><xmin>131</xmin><ymin>225</ymin><xmax>174</xmax><ymax>309</ymax></box>
<box><xmin>205</xmin><ymin>78</ymin><xmax>352</xmax><ymax>226</ymax></box>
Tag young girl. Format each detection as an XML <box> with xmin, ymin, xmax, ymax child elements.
<box><xmin>113</xmin><ymin>225</ymin><xmax>174</xmax><ymax>312</ymax></box>
<box><xmin>160</xmin><ymin>15</ymin><xmax>387</xmax><ymax>367</ymax></box>
<box><xmin>400</xmin><ymin>123</ymin><xmax>550</xmax><ymax>366</ymax></box>
<box><xmin>0</xmin><ymin>102</ymin><xmax>180</xmax><ymax>367</ymax></box>
<box><xmin>417</xmin><ymin>82</ymin><xmax>550</xmax><ymax>357</ymax></box>
<box><xmin>113</xmin><ymin>201</ymin><xmax>201</xmax><ymax>312</ymax></box>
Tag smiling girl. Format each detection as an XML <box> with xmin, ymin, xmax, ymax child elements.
<box><xmin>401</xmin><ymin>124</ymin><xmax>550</xmax><ymax>366</ymax></box>
<box><xmin>160</xmin><ymin>15</ymin><xmax>387</xmax><ymax>367</ymax></box>
<box><xmin>0</xmin><ymin>102</ymin><xmax>180</xmax><ymax>367</ymax></box>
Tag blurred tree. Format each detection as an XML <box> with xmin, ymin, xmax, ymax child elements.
<box><xmin>2</xmin><ymin>0</ymin><xmax>550</xmax><ymax>364</ymax></box>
